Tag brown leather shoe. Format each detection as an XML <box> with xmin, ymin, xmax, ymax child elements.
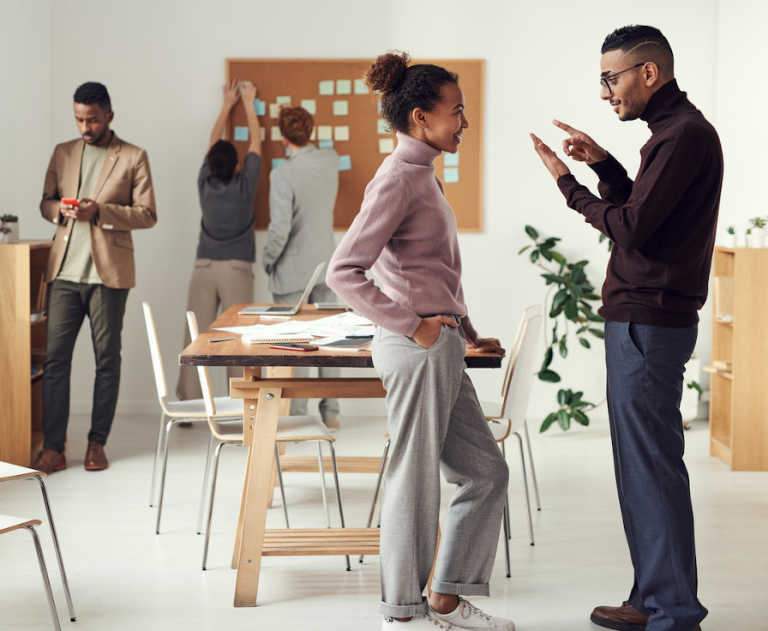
<box><xmin>32</xmin><ymin>449</ymin><xmax>66</xmax><ymax>474</ymax></box>
<box><xmin>590</xmin><ymin>602</ymin><xmax>648</xmax><ymax>631</ymax></box>
<box><xmin>84</xmin><ymin>441</ymin><xmax>109</xmax><ymax>471</ymax></box>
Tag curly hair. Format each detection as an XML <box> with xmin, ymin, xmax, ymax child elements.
<box><xmin>365</xmin><ymin>52</ymin><xmax>458</xmax><ymax>134</ymax></box>
<box><xmin>278</xmin><ymin>106</ymin><xmax>314</xmax><ymax>146</ymax></box>
<box><xmin>73</xmin><ymin>81</ymin><xmax>112</xmax><ymax>111</ymax></box>
<box><xmin>206</xmin><ymin>140</ymin><xmax>238</xmax><ymax>183</ymax></box>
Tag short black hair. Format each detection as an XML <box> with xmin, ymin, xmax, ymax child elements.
<box><xmin>206</xmin><ymin>140</ymin><xmax>238</xmax><ymax>183</ymax></box>
<box><xmin>602</xmin><ymin>25</ymin><xmax>674</xmax><ymax>76</ymax></box>
<box><xmin>73</xmin><ymin>82</ymin><xmax>112</xmax><ymax>111</ymax></box>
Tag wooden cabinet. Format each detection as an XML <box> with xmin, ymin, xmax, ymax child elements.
<box><xmin>709</xmin><ymin>247</ymin><xmax>768</xmax><ymax>470</ymax></box>
<box><xmin>0</xmin><ymin>241</ymin><xmax>51</xmax><ymax>466</ymax></box>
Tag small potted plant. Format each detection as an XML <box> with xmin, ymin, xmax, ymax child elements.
<box><xmin>0</xmin><ymin>213</ymin><xmax>18</xmax><ymax>243</ymax></box>
<box><xmin>749</xmin><ymin>216</ymin><xmax>766</xmax><ymax>247</ymax></box>
<box><xmin>725</xmin><ymin>225</ymin><xmax>737</xmax><ymax>248</ymax></box>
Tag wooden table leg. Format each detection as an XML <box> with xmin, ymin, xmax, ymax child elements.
<box><xmin>233</xmin><ymin>385</ymin><xmax>283</xmax><ymax>607</ymax></box>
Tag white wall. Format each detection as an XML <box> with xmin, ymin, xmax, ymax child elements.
<box><xmin>0</xmin><ymin>0</ymin><xmax>52</xmax><ymax>229</ymax></box>
<box><xmin>11</xmin><ymin>0</ymin><xmax>728</xmax><ymax>426</ymax></box>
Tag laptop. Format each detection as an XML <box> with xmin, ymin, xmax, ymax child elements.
<box><xmin>238</xmin><ymin>262</ymin><xmax>326</xmax><ymax>315</ymax></box>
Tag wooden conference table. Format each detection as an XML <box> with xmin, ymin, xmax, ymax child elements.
<box><xmin>179</xmin><ymin>304</ymin><xmax>503</xmax><ymax>607</ymax></box>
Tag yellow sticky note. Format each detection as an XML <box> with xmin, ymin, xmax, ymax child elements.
<box><xmin>333</xmin><ymin>100</ymin><xmax>349</xmax><ymax>116</ymax></box>
<box><xmin>260</xmin><ymin>128</ymin><xmax>266</xmax><ymax>141</ymax></box>
<box><xmin>334</xmin><ymin>126</ymin><xmax>349</xmax><ymax>141</ymax></box>
<box><xmin>301</xmin><ymin>99</ymin><xmax>317</xmax><ymax>114</ymax></box>
<box><xmin>354</xmin><ymin>79</ymin><xmax>369</xmax><ymax>95</ymax></box>
<box><xmin>276</xmin><ymin>96</ymin><xmax>291</xmax><ymax>105</ymax></box>
<box><xmin>319</xmin><ymin>80</ymin><xmax>334</xmax><ymax>95</ymax></box>
<box><xmin>379</xmin><ymin>138</ymin><xmax>394</xmax><ymax>154</ymax></box>
<box><xmin>317</xmin><ymin>126</ymin><xmax>333</xmax><ymax>141</ymax></box>
<box><xmin>270</xmin><ymin>103</ymin><xmax>280</xmax><ymax>119</ymax></box>
<box><xmin>377</xmin><ymin>119</ymin><xmax>390</xmax><ymax>134</ymax></box>
<box><xmin>336</xmin><ymin>79</ymin><xmax>352</xmax><ymax>95</ymax></box>
<box><xmin>271</xmin><ymin>127</ymin><xmax>282</xmax><ymax>142</ymax></box>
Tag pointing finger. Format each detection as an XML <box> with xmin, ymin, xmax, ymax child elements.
<box><xmin>553</xmin><ymin>119</ymin><xmax>577</xmax><ymax>134</ymax></box>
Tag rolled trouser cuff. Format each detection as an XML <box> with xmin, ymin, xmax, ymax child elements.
<box><xmin>430</xmin><ymin>581</ymin><xmax>490</xmax><ymax>596</ymax></box>
<box><xmin>380</xmin><ymin>597</ymin><xmax>428</xmax><ymax>618</ymax></box>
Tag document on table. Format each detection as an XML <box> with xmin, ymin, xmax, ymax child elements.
<box><xmin>214</xmin><ymin>312</ymin><xmax>374</xmax><ymax>340</ymax></box>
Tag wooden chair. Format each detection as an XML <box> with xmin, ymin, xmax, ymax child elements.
<box><xmin>0</xmin><ymin>514</ymin><xmax>63</xmax><ymax>630</ymax></box>
<box><xmin>142</xmin><ymin>301</ymin><xmax>243</xmax><ymax>536</ymax></box>
<box><xmin>185</xmin><ymin>311</ymin><xmax>350</xmax><ymax>571</ymax></box>
<box><xmin>0</xmin><ymin>462</ymin><xmax>76</xmax><ymax>622</ymax></box>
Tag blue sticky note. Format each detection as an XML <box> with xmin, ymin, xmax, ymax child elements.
<box><xmin>319</xmin><ymin>140</ymin><xmax>334</xmax><ymax>149</ymax></box>
<box><xmin>338</xmin><ymin>155</ymin><xmax>352</xmax><ymax>171</ymax></box>
<box><xmin>272</xmin><ymin>158</ymin><xmax>287</xmax><ymax>169</ymax></box>
<box><xmin>444</xmin><ymin>151</ymin><xmax>459</xmax><ymax>167</ymax></box>
<box><xmin>234</xmin><ymin>126</ymin><xmax>249</xmax><ymax>141</ymax></box>
<box><xmin>285</xmin><ymin>147</ymin><xmax>291</xmax><ymax>157</ymax></box>
<box><xmin>444</xmin><ymin>167</ymin><xmax>459</xmax><ymax>183</ymax></box>
<box><xmin>253</xmin><ymin>99</ymin><xmax>266</xmax><ymax>116</ymax></box>
<box><xmin>377</xmin><ymin>100</ymin><xmax>382</xmax><ymax>114</ymax></box>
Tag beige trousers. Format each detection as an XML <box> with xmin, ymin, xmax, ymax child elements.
<box><xmin>176</xmin><ymin>258</ymin><xmax>254</xmax><ymax>400</ymax></box>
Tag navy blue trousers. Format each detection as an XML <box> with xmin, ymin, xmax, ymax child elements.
<box><xmin>604</xmin><ymin>321</ymin><xmax>707</xmax><ymax>631</ymax></box>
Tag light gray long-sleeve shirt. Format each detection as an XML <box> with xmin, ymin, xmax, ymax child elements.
<box><xmin>263</xmin><ymin>144</ymin><xmax>338</xmax><ymax>294</ymax></box>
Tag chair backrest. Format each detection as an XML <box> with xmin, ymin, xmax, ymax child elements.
<box><xmin>185</xmin><ymin>310</ymin><xmax>216</xmax><ymax>418</ymax></box>
<box><xmin>142</xmin><ymin>302</ymin><xmax>167</xmax><ymax>402</ymax></box>
<box><xmin>500</xmin><ymin>304</ymin><xmax>544</xmax><ymax>424</ymax></box>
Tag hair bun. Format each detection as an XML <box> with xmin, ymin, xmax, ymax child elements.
<box><xmin>365</xmin><ymin>51</ymin><xmax>410</xmax><ymax>93</ymax></box>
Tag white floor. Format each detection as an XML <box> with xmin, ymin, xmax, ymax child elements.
<box><xmin>1</xmin><ymin>412</ymin><xmax>765</xmax><ymax>631</ymax></box>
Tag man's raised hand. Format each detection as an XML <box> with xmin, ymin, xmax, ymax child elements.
<box><xmin>553</xmin><ymin>120</ymin><xmax>608</xmax><ymax>165</ymax></box>
<box><xmin>530</xmin><ymin>133</ymin><xmax>571</xmax><ymax>181</ymax></box>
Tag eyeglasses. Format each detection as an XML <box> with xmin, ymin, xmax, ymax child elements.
<box><xmin>600</xmin><ymin>62</ymin><xmax>645</xmax><ymax>95</ymax></box>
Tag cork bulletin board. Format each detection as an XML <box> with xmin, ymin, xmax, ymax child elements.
<box><xmin>226</xmin><ymin>58</ymin><xmax>485</xmax><ymax>231</ymax></box>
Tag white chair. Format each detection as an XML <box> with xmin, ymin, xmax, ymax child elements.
<box><xmin>0</xmin><ymin>462</ymin><xmax>76</xmax><ymax>622</ymax></box>
<box><xmin>1</xmin><ymin>514</ymin><xmax>62</xmax><ymax>630</ymax></box>
<box><xmin>186</xmin><ymin>310</ymin><xmax>350</xmax><ymax>571</ymax></box>
<box><xmin>142</xmin><ymin>302</ymin><xmax>242</xmax><ymax>535</ymax></box>
<box><xmin>484</xmin><ymin>304</ymin><xmax>544</xmax><ymax>559</ymax></box>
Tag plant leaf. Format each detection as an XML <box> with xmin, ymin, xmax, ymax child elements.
<box><xmin>557</xmin><ymin>409</ymin><xmax>571</xmax><ymax>430</ymax></box>
<box><xmin>518</xmin><ymin>245</ymin><xmax>531</xmax><ymax>255</ymax></box>
<box><xmin>557</xmin><ymin>389</ymin><xmax>568</xmax><ymax>405</ymax></box>
<box><xmin>540</xmin><ymin>412</ymin><xmax>558</xmax><ymax>433</ymax></box>
<box><xmin>542</xmin><ymin>346</ymin><xmax>554</xmax><ymax>370</ymax></box>
<box><xmin>573</xmin><ymin>410</ymin><xmax>590</xmax><ymax>426</ymax></box>
<box><xmin>525</xmin><ymin>225</ymin><xmax>539</xmax><ymax>240</ymax></box>
<box><xmin>589</xmin><ymin>327</ymin><xmax>605</xmax><ymax>339</ymax></box>
<box><xmin>558</xmin><ymin>337</ymin><xmax>568</xmax><ymax>358</ymax></box>
<box><xmin>530</xmin><ymin>250</ymin><xmax>540</xmax><ymax>263</ymax></box>
<box><xmin>538</xmin><ymin>369</ymin><xmax>561</xmax><ymax>383</ymax></box>
<box><xmin>579</xmin><ymin>337</ymin><xmax>591</xmax><ymax>349</ymax></box>
<box><xmin>564</xmin><ymin>299</ymin><xmax>578</xmax><ymax>320</ymax></box>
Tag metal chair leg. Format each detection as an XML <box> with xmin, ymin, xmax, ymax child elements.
<box><xmin>197</xmin><ymin>432</ymin><xmax>215</xmax><ymax>534</ymax></box>
<box><xmin>360</xmin><ymin>438</ymin><xmax>390</xmax><ymax>563</ymax></box>
<box><xmin>500</xmin><ymin>441</ymin><xmax>511</xmax><ymax>540</ymax></box>
<box><xmin>27</xmin><ymin>525</ymin><xmax>62</xmax><ymax>631</ymax></box>
<box><xmin>523</xmin><ymin>420</ymin><xmax>542</xmax><ymax>511</ymax></box>
<box><xmin>155</xmin><ymin>417</ymin><xmax>176</xmax><ymax>534</ymax></box>
<box><xmin>514</xmin><ymin>432</ymin><xmax>535</xmax><ymax>546</ymax></box>
<box><xmin>35</xmin><ymin>476</ymin><xmax>76</xmax><ymax>621</ymax></box>
<box><xmin>149</xmin><ymin>412</ymin><xmax>166</xmax><ymax>507</ymax></box>
<box><xmin>328</xmin><ymin>442</ymin><xmax>350</xmax><ymax>571</ymax></box>
<box><xmin>275</xmin><ymin>445</ymin><xmax>290</xmax><ymax>529</ymax></box>
<box><xmin>317</xmin><ymin>442</ymin><xmax>330</xmax><ymax>528</ymax></box>
<box><xmin>202</xmin><ymin>441</ymin><xmax>226</xmax><ymax>570</ymax></box>
<box><xmin>502</xmin><ymin>499</ymin><xmax>511</xmax><ymax>578</ymax></box>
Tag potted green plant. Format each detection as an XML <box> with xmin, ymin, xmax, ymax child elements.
<box><xmin>748</xmin><ymin>217</ymin><xmax>765</xmax><ymax>247</ymax></box>
<box><xmin>0</xmin><ymin>213</ymin><xmax>18</xmax><ymax>243</ymax></box>
<box><xmin>725</xmin><ymin>225</ymin><xmax>737</xmax><ymax>248</ymax></box>
<box><xmin>745</xmin><ymin>227</ymin><xmax>754</xmax><ymax>248</ymax></box>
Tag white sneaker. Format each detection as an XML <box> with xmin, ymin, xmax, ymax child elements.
<box><xmin>382</xmin><ymin>614</ymin><xmax>454</xmax><ymax>629</ymax></box>
<box><xmin>428</xmin><ymin>598</ymin><xmax>516</xmax><ymax>630</ymax></box>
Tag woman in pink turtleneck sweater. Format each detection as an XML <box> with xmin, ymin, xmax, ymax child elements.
<box><xmin>327</xmin><ymin>53</ymin><xmax>514</xmax><ymax>631</ymax></box>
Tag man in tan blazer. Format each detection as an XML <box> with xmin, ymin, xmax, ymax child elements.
<box><xmin>34</xmin><ymin>82</ymin><xmax>157</xmax><ymax>474</ymax></box>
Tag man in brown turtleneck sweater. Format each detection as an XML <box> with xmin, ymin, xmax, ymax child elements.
<box><xmin>531</xmin><ymin>25</ymin><xmax>721</xmax><ymax>631</ymax></box>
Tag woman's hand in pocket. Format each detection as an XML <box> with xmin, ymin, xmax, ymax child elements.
<box><xmin>412</xmin><ymin>316</ymin><xmax>458</xmax><ymax>349</ymax></box>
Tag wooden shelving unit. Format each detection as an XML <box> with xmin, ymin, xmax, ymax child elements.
<box><xmin>0</xmin><ymin>240</ymin><xmax>52</xmax><ymax>466</ymax></box>
<box><xmin>708</xmin><ymin>247</ymin><xmax>768</xmax><ymax>470</ymax></box>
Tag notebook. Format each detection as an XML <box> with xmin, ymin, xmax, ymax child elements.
<box><xmin>239</xmin><ymin>262</ymin><xmax>325</xmax><ymax>315</ymax></box>
<box><xmin>242</xmin><ymin>333</ymin><xmax>314</xmax><ymax>345</ymax></box>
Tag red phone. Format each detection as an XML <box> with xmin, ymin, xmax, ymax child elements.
<box><xmin>61</xmin><ymin>197</ymin><xmax>80</xmax><ymax>208</ymax></box>
<box><xmin>269</xmin><ymin>344</ymin><xmax>319</xmax><ymax>352</ymax></box>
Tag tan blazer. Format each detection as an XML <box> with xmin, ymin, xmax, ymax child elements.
<box><xmin>40</xmin><ymin>132</ymin><xmax>157</xmax><ymax>289</ymax></box>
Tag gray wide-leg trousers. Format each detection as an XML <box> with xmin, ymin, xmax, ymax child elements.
<box><xmin>372</xmin><ymin>324</ymin><xmax>509</xmax><ymax>618</ymax></box>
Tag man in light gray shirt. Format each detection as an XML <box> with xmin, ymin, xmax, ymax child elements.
<box><xmin>264</xmin><ymin>106</ymin><xmax>340</xmax><ymax>429</ymax></box>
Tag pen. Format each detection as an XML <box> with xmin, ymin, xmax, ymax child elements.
<box><xmin>209</xmin><ymin>336</ymin><xmax>235</xmax><ymax>343</ymax></box>
<box><xmin>345</xmin><ymin>335</ymin><xmax>374</xmax><ymax>339</ymax></box>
